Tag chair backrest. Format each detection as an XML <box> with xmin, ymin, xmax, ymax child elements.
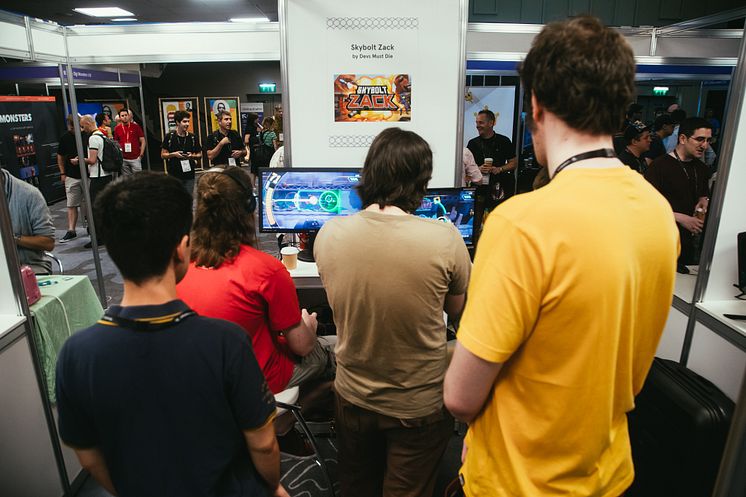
<box><xmin>44</xmin><ymin>252</ymin><xmax>64</xmax><ymax>274</ymax></box>
<box><xmin>274</xmin><ymin>385</ymin><xmax>300</xmax><ymax>416</ymax></box>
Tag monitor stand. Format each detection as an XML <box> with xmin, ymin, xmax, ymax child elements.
<box><xmin>297</xmin><ymin>232</ymin><xmax>317</xmax><ymax>263</ymax></box>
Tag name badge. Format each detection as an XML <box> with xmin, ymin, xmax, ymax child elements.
<box><xmin>228</xmin><ymin>158</ymin><xmax>237</xmax><ymax>167</ymax></box>
<box><xmin>124</xmin><ymin>142</ymin><xmax>132</xmax><ymax>153</ymax></box>
<box><xmin>180</xmin><ymin>160</ymin><xmax>191</xmax><ymax>173</ymax></box>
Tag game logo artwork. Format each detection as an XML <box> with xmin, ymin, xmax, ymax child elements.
<box><xmin>414</xmin><ymin>188</ymin><xmax>476</xmax><ymax>246</ymax></box>
<box><xmin>334</xmin><ymin>74</ymin><xmax>412</xmax><ymax>122</ymax></box>
<box><xmin>260</xmin><ymin>169</ymin><xmax>362</xmax><ymax>232</ymax></box>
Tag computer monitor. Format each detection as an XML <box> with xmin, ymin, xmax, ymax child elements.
<box><xmin>415</xmin><ymin>188</ymin><xmax>476</xmax><ymax>246</ymax></box>
<box><xmin>259</xmin><ymin>167</ymin><xmax>363</xmax><ymax>233</ymax></box>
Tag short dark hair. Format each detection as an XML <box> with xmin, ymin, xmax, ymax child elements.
<box><xmin>216</xmin><ymin>109</ymin><xmax>231</xmax><ymax>120</ymax></box>
<box><xmin>173</xmin><ymin>110</ymin><xmax>190</xmax><ymax>123</ymax></box>
<box><xmin>477</xmin><ymin>109</ymin><xmax>495</xmax><ymax>122</ymax></box>
<box><xmin>653</xmin><ymin>114</ymin><xmax>674</xmax><ymax>131</ymax></box>
<box><xmin>670</xmin><ymin>109</ymin><xmax>687</xmax><ymax>124</ymax></box>
<box><xmin>95</xmin><ymin>113</ymin><xmax>107</xmax><ymax>126</ymax></box>
<box><xmin>518</xmin><ymin>16</ymin><xmax>636</xmax><ymax>135</ymax></box>
<box><xmin>118</xmin><ymin>108</ymin><xmax>129</xmax><ymax>117</ymax></box>
<box><xmin>356</xmin><ymin>127</ymin><xmax>432</xmax><ymax>212</ymax></box>
<box><xmin>95</xmin><ymin>173</ymin><xmax>192</xmax><ymax>285</ymax></box>
<box><xmin>678</xmin><ymin>117</ymin><xmax>712</xmax><ymax>139</ymax></box>
<box><xmin>626</xmin><ymin>103</ymin><xmax>643</xmax><ymax>118</ymax></box>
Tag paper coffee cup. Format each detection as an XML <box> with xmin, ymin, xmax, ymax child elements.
<box><xmin>280</xmin><ymin>246</ymin><xmax>299</xmax><ymax>270</ymax></box>
<box><xmin>482</xmin><ymin>158</ymin><xmax>493</xmax><ymax>185</ymax></box>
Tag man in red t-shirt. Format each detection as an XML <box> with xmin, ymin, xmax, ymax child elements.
<box><xmin>113</xmin><ymin>108</ymin><xmax>145</xmax><ymax>175</ymax></box>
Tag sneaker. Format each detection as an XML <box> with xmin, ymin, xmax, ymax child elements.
<box><xmin>60</xmin><ymin>231</ymin><xmax>77</xmax><ymax>243</ymax></box>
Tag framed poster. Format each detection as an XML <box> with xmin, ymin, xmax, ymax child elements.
<box><xmin>204</xmin><ymin>97</ymin><xmax>241</xmax><ymax>136</ymax></box>
<box><xmin>99</xmin><ymin>101</ymin><xmax>128</xmax><ymax>120</ymax></box>
<box><xmin>158</xmin><ymin>97</ymin><xmax>200</xmax><ymax>138</ymax></box>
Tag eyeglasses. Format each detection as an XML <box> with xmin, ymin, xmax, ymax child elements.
<box><xmin>689</xmin><ymin>136</ymin><xmax>713</xmax><ymax>144</ymax></box>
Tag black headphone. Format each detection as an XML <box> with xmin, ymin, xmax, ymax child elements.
<box><xmin>206</xmin><ymin>167</ymin><xmax>256</xmax><ymax>213</ymax></box>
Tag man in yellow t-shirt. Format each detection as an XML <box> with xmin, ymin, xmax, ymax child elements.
<box><xmin>444</xmin><ymin>16</ymin><xmax>679</xmax><ymax>497</ymax></box>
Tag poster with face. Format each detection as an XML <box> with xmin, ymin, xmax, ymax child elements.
<box><xmin>100</xmin><ymin>101</ymin><xmax>127</xmax><ymax>120</ymax></box>
<box><xmin>204</xmin><ymin>97</ymin><xmax>240</xmax><ymax>135</ymax></box>
<box><xmin>159</xmin><ymin>98</ymin><xmax>199</xmax><ymax>137</ymax></box>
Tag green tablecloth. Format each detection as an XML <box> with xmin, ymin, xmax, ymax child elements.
<box><xmin>30</xmin><ymin>275</ymin><xmax>104</xmax><ymax>402</ymax></box>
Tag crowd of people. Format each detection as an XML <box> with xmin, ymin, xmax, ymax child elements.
<box><xmin>43</xmin><ymin>16</ymin><xmax>691</xmax><ymax>497</ymax></box>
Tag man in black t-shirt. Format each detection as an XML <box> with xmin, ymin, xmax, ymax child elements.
<box><xmin>466</xmin><ymin>110</ymin><xmax>516</xmax><ymax>237</ymax></box>
<box><xmin>206</xmin><ymin>110</ymin><xmax>246</xmax><ymax>167</ymax></box>
<box><xmin>466</xmin><ymin>110</ymin><xmax>517</xmax><ymax>201</ymax></box>
<box><xmin>56</xmin><ymin>173</ymin><xmax>289</xmax><ymax>497</ymax></box>
<box><xmin>161</xmin><ymin>110</ymin><xmax>202</xmax><ymax>196</ymax></box>
<box><xmin>645</xmin><ymin>118</ymin><xmax>713</xmax><ymax>272</ymax></box>
<box><xmin>56</xmin><ymin>114</ymin><xmax>89</xmax><ymax>242</ymax></box>
<box><xmin>617</xmin><ymin>121</ymin><xmax>651</xmax><ymax>173</ymax></box>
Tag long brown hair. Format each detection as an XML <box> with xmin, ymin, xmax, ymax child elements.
<box><xmin>190</xmin><ymin>169</ymin><xmax>257</xmax><ymax>268</ymax></box>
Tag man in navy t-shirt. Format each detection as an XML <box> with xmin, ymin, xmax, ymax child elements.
<box><xmin>56</xmin><ymin>172</ymin><xmax>288</xmax><ymax>497</ymax></box>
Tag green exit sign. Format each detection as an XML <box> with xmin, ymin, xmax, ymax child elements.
<box><xmin>653</xmin><ymin>86</ymin><xmax>669</xmax><ymax>96</ymax></box>
<box><xmin>259</xmin><ymin>83</ymin><xmax>276</xmax><ymax>93</ymax></box>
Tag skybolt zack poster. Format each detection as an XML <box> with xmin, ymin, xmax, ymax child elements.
<box><xmin>333</xmin><ymin>74</ymin><xmax>412</xmax><ymax>122</ymax></box>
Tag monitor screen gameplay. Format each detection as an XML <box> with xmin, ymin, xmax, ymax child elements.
<box><xmin>414</xmin><ymin>188</ymin><xmax>476</xmax><ymax>246</ymax></box>
<box><xmin>259</xmin><ymin>168</ymin><xmax>363</xmax><ymax>232</ymax></box>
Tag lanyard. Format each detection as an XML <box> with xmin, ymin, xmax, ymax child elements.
<box><xmin>552</xmin><ymin>148</ymin><xmax>616</xmax><ymax>179</ymax></box>
<box><xmin>673</xmin><ymin>149</ymin><xmax>698</xmax><ymax>196</ymax></box>
<box><xmin>101</xmin><ymin>310</ymin><xmax>196</xmax><ymax>331</ymax></box>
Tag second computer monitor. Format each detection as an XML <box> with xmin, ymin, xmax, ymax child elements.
<box><xmin>415</xmin><ymin>188</ymin><xmax>477</xmax><ymax>246</ymax></box>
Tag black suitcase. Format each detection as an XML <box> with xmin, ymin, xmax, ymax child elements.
<box><xmin>626</xmin><ymin>358</ymin><xmax>735</xmax><ymax>497</ymax></box>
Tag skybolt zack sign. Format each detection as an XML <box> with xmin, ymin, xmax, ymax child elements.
<box><xmin>334</xmin><ymin>74</ymin><xmax>412</xmax><ymax>122</ymax></box>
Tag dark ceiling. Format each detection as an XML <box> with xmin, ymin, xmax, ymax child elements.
<box><xmin>0</xmin><ymin>0</ymin><xmax>278</xmax><ymax>25</ymax></box>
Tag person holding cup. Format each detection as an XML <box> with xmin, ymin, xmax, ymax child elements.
<box><xmin>466</xmin><ymin>110</ymin><xmax>518</xmax><ymax>233</ymax></box>
<box><xmin>176</xmin><ymin>167</ymin><xmax>335</xmax><ymax>394</ymax></box>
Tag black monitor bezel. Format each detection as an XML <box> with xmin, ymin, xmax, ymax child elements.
<box><xmin>258</xmin><ymin>167</ymin><xmax>363</xmax><ymax>233</ymax></box>
<box><xmin>419</xmin><ymin>187</ymin><xmax>477</xmax><ymax>247</ymax></box>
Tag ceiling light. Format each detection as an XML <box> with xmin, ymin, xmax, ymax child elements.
<box><xmin>230</xmin><ymin>17</ymin><xmax>269</xmax><ymax>23</ymax></box>
<box><xmin>74</xmin><ymin>7</ymin><xmax>135</xmax><ymax>18</ymax></box>
<box><xmin>111</xmin><ymin>18</ymin><xmax>137</xmax><ymax>22</ymax></box>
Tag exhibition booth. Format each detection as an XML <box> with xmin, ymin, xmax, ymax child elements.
<box><xmin>0</xmin><ymin>2</ymin><xmax>745</xmax><ymax>495</ymax></box>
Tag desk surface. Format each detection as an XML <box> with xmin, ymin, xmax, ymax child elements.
<box><xmin>30</xmin><ymin>275</ymin><xmax>103</xmax><ymax>402</ymax></box>
<box><xmin>288</xmin><ymin>260</ymin><xmax>323</xmax><ymax>289</ymax></box>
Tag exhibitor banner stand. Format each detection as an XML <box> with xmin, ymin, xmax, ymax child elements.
<box><xmin>0</xmin><ymin>96</ymin><xmax>65</xmax><ymax>203</ymax></box>
<box><xmin>280</xmin><ymin>0</ymin><xmax>468</xmax><ymax>187</ymax></box>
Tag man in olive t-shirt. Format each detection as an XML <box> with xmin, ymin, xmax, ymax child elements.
<box><xmin>315</xmin><ymin>128</ymin><xmax>471</xmax><ymax>497</ymax></box>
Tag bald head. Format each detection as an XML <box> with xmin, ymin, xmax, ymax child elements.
<box><xmin>80</xmin><ymin>115</ymin><xmax>96</xmax><ymax>132</ymax></box>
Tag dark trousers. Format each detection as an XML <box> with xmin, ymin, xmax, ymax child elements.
<box><xmin>335</xmin><ymin>394</ymin><xmax>453</xmax><ymax>497</ymax></box>
<box><xmin>89</xmin><ymin>176</ymin><xmax>113</xmax><ymax>242</ymax></box>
